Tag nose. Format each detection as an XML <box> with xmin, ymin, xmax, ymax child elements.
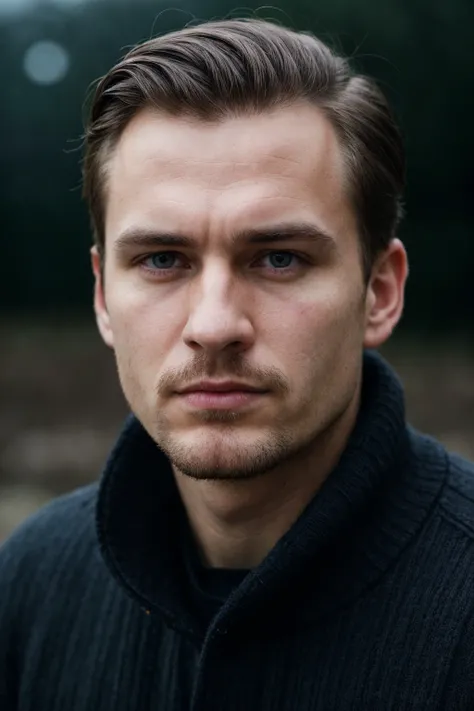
<box><xmin>182</xmin><ymin>264</ymin><xmax>254</xmax><ymax>356</ymax></box>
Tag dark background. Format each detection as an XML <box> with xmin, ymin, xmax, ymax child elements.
<box><xmin>1</xmin><ymin>0</ymin><xmax>473</xmax><ymax>540</ymax></box>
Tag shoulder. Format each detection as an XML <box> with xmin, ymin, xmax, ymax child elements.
<box><xmin>408</xmin><ymin>428</ymin><xmax>474</xmax><ymax>538</ymax></box>
<box><xmin>0</xmin><ymin>483</ymin><xmax>99</xmax><ymax>590</ymax></box>
<box><xmin>437</xmin><ymin>452</ymin><xmax>474</xmax><ymax>705</ymax></box>
<box><xmin>439</xmin><ymin>450</ymin><xmax>474</xmax><ymax>537</ymax></box>
<box><xmin>1</xmin><ymin>482</ymin><xmax>98</xmax><ymax>549</ymax></box>
<box><xmin>0</xmin><ymin>484</ymin><xmax>108</xmax><ymax>701</ymax></box>
<box><xmin>0</xmin><ymin>483</ymin><xmax>101</xmax><ymax>667</ymax></box>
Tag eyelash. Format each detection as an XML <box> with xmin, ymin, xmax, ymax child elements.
<box><xmin>138</xmin><ymin>250</ymin><xmax>309</xmax><ymax>278</ymax></box>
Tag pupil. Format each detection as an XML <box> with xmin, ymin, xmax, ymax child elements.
<box><xmin>271</xmin><ymin>252</ymin><xmax>291</xmax><ymax>268</ymax></box>
<box><xmin>152</xmin><ymin>253</ymin><xmax>174</xmax><ymax>268</ymax></box>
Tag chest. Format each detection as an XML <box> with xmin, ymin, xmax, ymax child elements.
<box><xmin>16</xmin><ymin>590</ymin><xmax>466</xmax><ymax>711</ymax></box>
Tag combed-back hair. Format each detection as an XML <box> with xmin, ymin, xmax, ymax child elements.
<box><xmin>82</xmin><ymin>19</ymin><xmax>405</xmax><ymax>279</ymax></box>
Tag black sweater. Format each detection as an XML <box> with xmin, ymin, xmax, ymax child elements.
<box><xmin>2</xmin><ymin>352</ymin><xmax>474</xmax><ymax>710</ymax></box>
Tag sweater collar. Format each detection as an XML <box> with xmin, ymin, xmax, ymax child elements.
<box><xmin>96</xmin><ymin>351</ymin><xmax>446</xmax><ymax>640</ymax></box>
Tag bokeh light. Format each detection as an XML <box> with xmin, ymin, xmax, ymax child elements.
<box><xmin>23</xmin><ymin>40</ymin><xmax>70</xmax><ymax>86</ymax></box>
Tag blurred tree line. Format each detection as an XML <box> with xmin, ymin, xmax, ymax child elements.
<box><xmin>1</xmin><ymin>0</ymin><xmax>472</xmax><ymax>334</ymax></box>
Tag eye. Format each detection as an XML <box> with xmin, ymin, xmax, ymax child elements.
<box><xmin>137</xmin><ymin>249</ymin><xmax>309</xmax><ymax>280</ymax></box>
<box><xmin>258</xmin><ymin>251</ymin><xmax>307</xmax><ymax>274</ymax></box>
<box><xmin>142</xmin><ymin>252</ymin><xmax>185</xmax><ymax>271</ymax></box>
<box><xmin>263</xmin><ymin>251</ymin><xmax>297</xmax><ymax>269</ymax></box>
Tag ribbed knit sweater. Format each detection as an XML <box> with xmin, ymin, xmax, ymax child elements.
<box><xmin>2</xmin><ymin>352</ymin><xmax>474</xmax><ymax>710</ymax></box>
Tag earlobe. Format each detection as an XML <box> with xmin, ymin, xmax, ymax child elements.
<box><xmin>363</xmin><ymin>239</ymin><xmax>408</xmax><ymax>349</ymax></box>
<box><xmin>91</xmin><ymin>246</ymin><xmax>114</xmax><ymax>348</ymax></box>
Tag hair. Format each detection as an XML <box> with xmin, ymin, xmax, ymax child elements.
<box><xmin>82</xmin><ymin>18</ymin><xmax>405</xmax><ymax>281</ymax></box>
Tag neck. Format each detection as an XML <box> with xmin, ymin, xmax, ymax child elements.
<box><xmin>174</xmin><ymin>384</ymin><xmax>361</xmax><ymax>570</ymax></box>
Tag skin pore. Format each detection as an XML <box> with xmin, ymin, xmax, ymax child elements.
<box><xmin>92</xmin><ymin>102</ymin><xmax>407</xmax><ymax>569</ymax></box>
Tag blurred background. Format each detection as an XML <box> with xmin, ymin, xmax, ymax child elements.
<box><xmin>1</xmin><ymin>0</ymin><xmax>473</xmax><ymax>541</ymax></box>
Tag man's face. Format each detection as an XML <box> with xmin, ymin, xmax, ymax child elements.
<box><xmin>94</xmin><ymin>103</ymin><xmax>388</xmax><ymax>480</ymax></box>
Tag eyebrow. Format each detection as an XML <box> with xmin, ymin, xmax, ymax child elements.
<box><xmin>113</xmin><ymin>221</ymin><xmax>337</xmax><ymax>254</ymax></box>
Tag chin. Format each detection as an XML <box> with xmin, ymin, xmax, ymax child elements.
<box><xmin>158</xmin><ymin>427</ymin><xmax>294</xmax><ymax>482</ymax></box>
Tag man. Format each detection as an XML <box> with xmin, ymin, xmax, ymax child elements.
<box><xmin>1</xmin><ymin>18</ymin><xmax>474</xmax><ymax>710</ymax></box>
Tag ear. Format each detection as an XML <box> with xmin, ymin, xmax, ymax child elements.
<box><xmin>91</xmin><ymin>246</ymin><xmax>114</xmax><ymax>348</ymax></box>
<box><xmin>363</xmin><ymin>238</ymin><xmax>408</xmax><ymax>349</ymax></box>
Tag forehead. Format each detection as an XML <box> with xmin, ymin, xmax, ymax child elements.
<box><xmin>104</xmin><ymin>103</ymin><xmax>357</xmax><ymax>246</ymax></box>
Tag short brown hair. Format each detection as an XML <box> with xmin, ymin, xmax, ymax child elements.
<box><xmin>82</xmin><ymin>18</ymin><xmax>405</xmax><ymax>280</ymax></box>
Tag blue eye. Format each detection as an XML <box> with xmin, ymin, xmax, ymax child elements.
<box><xmin>264</xmin><ymin>252</ymin><xmax>296</xmax><ymax>269</ymax></box>
<box><xmin>138</xmin><ymin>249</ymin><xmax>306</xmax><ymax>279</ymax></box>
<box><xmin>146</xmin><ymin>252</ymin><xmax>179</xmax><ymax>269</ymax></box>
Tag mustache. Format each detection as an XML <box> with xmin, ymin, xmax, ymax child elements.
<box><xmin>157</xmin><ymin>354</ymin><xmax>289</xmax><ymax>396</ymax></box>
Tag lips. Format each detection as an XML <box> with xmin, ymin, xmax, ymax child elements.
<box><xmin>179</xmin><ymin>389</ymin><xmax>266</xmax><ymax>410</ymax></box>
<box><xmin>176</xmin><ymin>381</ymin><xmax>268</xmax><ymax>410</ymax></box>
<box><xmin>179</xmin><ymin>381</ymin><xmax>266</xmax><ymax>394</ymax></box>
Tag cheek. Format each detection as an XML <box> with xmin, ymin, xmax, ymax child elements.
<box><xmin>271</xmin><ymin>281</ymin><xmax>357</xmax><ymax>339</ymax></box>
<box><xmin>265</xmin><ymin>281</ymin><xmax>364</xmax><ymax>380</ymax></box>
<box><xmin>106</xmin><ymin>286</ymin><xmax>174</xmax><ymax>384</ymax></box>
<box><xmin>108</xmin><ymin>277</ymin><xmax>172</xmax><ymax>346</ymax></box>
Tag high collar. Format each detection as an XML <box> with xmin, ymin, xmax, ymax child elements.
<box><xmin>96</xmin><ymin>351</ymin><xmax>446</xmax><ymax>641</ymax></box>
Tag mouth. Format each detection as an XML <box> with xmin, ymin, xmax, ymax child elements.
<box><xmin>178</xmin><ymin>389</ymin><xmax>268</xmax><ymax>410</ymax></box>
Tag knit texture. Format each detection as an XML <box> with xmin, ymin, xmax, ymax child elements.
<box><xmin>2</xmin><ymin>351</ymin><xmax>474</xmax><ymax>710</ymax></box>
